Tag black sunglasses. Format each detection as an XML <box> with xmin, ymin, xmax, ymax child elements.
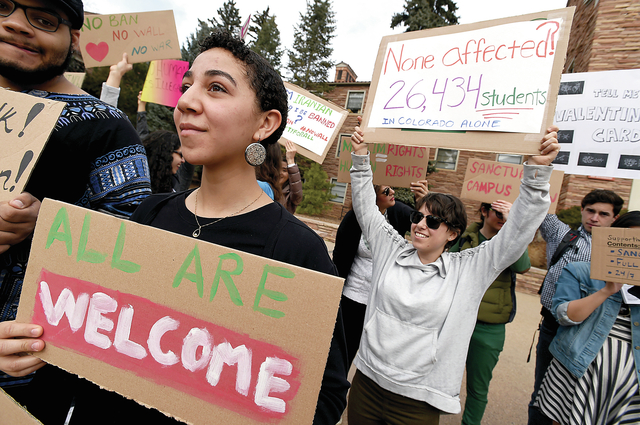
<box><xmin>173</xmin><ymin>150</ymin><xmax>184</xmax><ymax>159</ymax></box>
<box><xmin>382</xmin><ymin>187</ymin><xmax>392</xmax><ymax>196</ymax></box>
<box><xmin>490</xmin><ymin>208</ymin><xmax>504</xmax><ymax>220</ymax></box>
<box><xmin>0</xmin><ymin>0</ymin><xmax>73</xmax><ymax>32</ymax></box>
<box><xmin>410</xmin><ymin>211</ymin><xmax>450</xmax><ymax>230</ymax></box>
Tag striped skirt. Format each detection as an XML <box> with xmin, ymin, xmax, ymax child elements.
<box><xmin>535</xmin><ymin>316</ymin><xmax>640</xmax><ymax>425</ymax></box>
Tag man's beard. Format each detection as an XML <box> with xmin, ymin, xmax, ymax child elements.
<box><xmin>0</xmin><ymin>40</ymin><xmax>74</xmax><ymax>87</ymax></box>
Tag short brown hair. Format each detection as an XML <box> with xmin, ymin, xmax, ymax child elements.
<box><xmin>415</xmin><ymin>193</ymin><xmax>467</xmax><ymax>249</ymax></box>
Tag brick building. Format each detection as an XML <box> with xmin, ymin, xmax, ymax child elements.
<box><xmin>318</xmin><ymin>0</ymin><xmax>638</xmax><ymax>224</ymax></box>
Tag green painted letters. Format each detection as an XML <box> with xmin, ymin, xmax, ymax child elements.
<box><xmin>210</xmin><ymin>253</ymin><xmax>244</xmax><ymax>305</ymax></box>
<box><xmin>111</xmin><ymin>222</ymin><xmax>141</xmax><ymax>273</ymax></box>
<box><xmin>45</xmin><ymin>207</ymin><xmax>72</xmax><ymax>255</ymax></box>
<box><xmin>173</xmin><ymin>244</ymin><xmax>204</xmax><ymax>298</ymax></box>
<box><xmin>76</xmin><ymin>214</ymin><xmax>107</xmax><ymax>264</ymax></box>
<box><xmin>253</xmin><ymin>265</ymin><xmax>292</xmax><ymax>318</ymax></box>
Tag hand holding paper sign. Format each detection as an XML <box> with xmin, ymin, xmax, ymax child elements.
<box><xmin>410</xmin><ymin>180</ymin><xmax>429</xmax><ymax>201</ymax></box>
<box><xmin>0</xmin><ymin>321</ymin><xmax>45</xmax><ymax>378</ymax></box>
<box><xmin>351</xmin><ymin>116</ymin><xmax>368</xmax><ymax>156</ymax></box>
<box><xmin>527</xmin><ymin>126</ymin><xmax>560</xmax><ymax>166</ymax></box>
<box><xmin>284</xmin><ymin>140</ymin><xmax>297</xmax><ymax>165</ymax></box>
<box><xmin>105</xmin><ymin>53</ymin><xmax>133</xmax><ymax>88</ymax></box>
<box><xmin>0</xmin><ymin>192</ymin><xmax>40</xmax><ymax>254</ymax></box>
<box><xmin>564</xmin><ymin>281</ymin><xmax>624</xmax><ymax>323</ymax></box>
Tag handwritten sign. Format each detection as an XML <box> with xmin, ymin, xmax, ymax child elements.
<box><xmin>63</xmin><ymin>72</ymin><xmax>86</xmax><ymax>89</ymax></box>
<box><xmin>0</xmin><ymin>89</ymin><xmax>65</xmax><ymax>202</ymax></box>
<box><xmin>16</xmin><ymin>199</ymin><xmax>343</xmax><ymax>424</ymax></box>
<box><xmin>361</xmin><ymin>7</ymin><xmax>574</xmax><ymax>154</ymax></box>
<box><xmin>337</xmin><ymin>135</ymin><xmax>430</xmax><ymax>187</ymax></box>
<box><xmin>281</xmin><ymin>82</ymin><xmax>349</xmax><ymax>164</ymax></box>
<box><xmin>552</xmin><ymin>69</ymin><xmax>640</xmax><ymax>179</ymax></box>
<box><xmin>591</xmin><ymin>227</ymin><xmax>640</xmax><ymax>285</ymax></box>
<box><xmin>460</xmin><ymin>158</ymin><xmax>564</xmax><ymax>213</ymax></box>
<box><xmin>79</xmin><ymin>11</ymin><xmax>180</xmax><ymax>68</ymax></box>
<box><xmin>140</xmin><ymin>60</ymin><xmax>189</xmax><ymax>108</ymax></box>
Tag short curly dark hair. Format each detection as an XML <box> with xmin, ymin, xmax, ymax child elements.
<box><xmin>581</xmin><ymin>189</ymin><xmax>624</xmax><ymax>215</ymax></box>
<box><xmin>198</xmin><ymin>30</ymin><xmax>288</xmax><ymax>146</ymax></box>
<box><xmin>415</xmin><ymin>193</ymin><xmax>467</xmax><ymax>249</ymax></box>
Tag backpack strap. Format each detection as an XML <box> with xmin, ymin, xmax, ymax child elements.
<box><xmin>549</xmin><ymin>229</ymin><xmax>580</xmax><ymax>267</ymax></box>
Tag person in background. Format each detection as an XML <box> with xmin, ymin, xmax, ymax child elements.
<box><xmin>333</xmin><ymin>171</ymin><xmax>428</xmax><ymax>368</ymax></box>
<box><xmin>346</xmin><ymin>116</ymin><xmax>559</xmax><ymax>424</ymax></box>
<box><xmin>280</xmin><ymin>140</ymin><xmax>303</xmax><ymax>214</ymax></box>
<box><xmin>0</xmin><ymin>0</ymin><xmax>150</xmax><ymax>401</ymax></box>
<box><xmin>529</xmin><ymin>189</ymin><xmax>624</xmax><ymax>425</ymax></box>
<box><xmin>535</xmin><ymin>211</ymin><xmax>640</xmax><ymax>425</ymax></box>
<box><xmin>449</xmin><ymin>201</ymin><xmax>531</xmax><ymax>425</ymax></box>
<box><xmin>142</xmin><ymin>130</ymin><xmax>185</xmax><ymax>193</ymax></box>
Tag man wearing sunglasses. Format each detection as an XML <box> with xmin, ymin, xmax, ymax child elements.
<box><xmin>448</xmin><ymin>200</ymin><xmax>530</xmax><ymax>425</ymax></box>
<box><xmin>528</xmin><ymin>188</ymin><xmax>624</xmax><ymax>425</ymax></box>
<box><xmin>0</xmin><ymin>0</ymin><xmax>151</xmax><ymax>409</ymax></box>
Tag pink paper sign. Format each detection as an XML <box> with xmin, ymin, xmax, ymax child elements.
<box><xmin>141</xmin><ymin>60</ymin><xmax>189</xmax><ymax>108</ymax></box>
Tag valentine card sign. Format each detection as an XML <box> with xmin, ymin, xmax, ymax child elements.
<box><xmin>361</xmin><ymin>7</ymin><xmax>574</xmax><ymax>154</ymax></box>
<box><xmin>16</xmin><ymin>199</ymin><xmax>344</xmax><ymax>425</ymax></box>
<box><xmin>1</xmin><ymin>88</ymin><xmax>65</xmax><ymax>202</ymax></box>
<box><xmin>459</xmin><ymin>158</ymin><xmax>564</xmax><ymax>213</ymax></box>
<box><xmin>79</xmin><ymin>11</ymin><xmax>181</xmax><ymax>68</ymax></box>
<box><xmin>141</xmin><ymin>60</ymin><xmax>189</xmax><ymax>108</ymax></box>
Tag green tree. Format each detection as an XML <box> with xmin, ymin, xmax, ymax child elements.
<box><xmin>297</xmin><ymin>163</ymin><xmax>335</xmax><ymax>215</ymax></box>
<box><xmin>210</xmin><ymin>0</ymin><xmax>242</xmax><ymax>35</ymax></box>
<box><xmin>248</xmin><ymin>8</ymin><xmax>283</xmax><ymax>72</ymax></box>
<box><xmin>181</xmin><ymin>19</ymin><xmax>215</xmax><ymax>65</ymax></box>
<box><xmin>391</xmin><ymin>0</ymin><xmax>459</xmax><ymax>32</ymax></box>
<box><xmin>181</xmin><ymin>1</ymin><xmax>243</xmax><ymax>65</ymax></box>
<box><xmin>287</xmin><ymin>0</ymin><xmax>336</xmax><ymax>93</ymax></box>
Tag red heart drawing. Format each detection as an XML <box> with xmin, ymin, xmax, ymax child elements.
<box><xmin>85</xmin><ymin>42</ymin><xmax>109</xmax><ymax>62</ymax></box>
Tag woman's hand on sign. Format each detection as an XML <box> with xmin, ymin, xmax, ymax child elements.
<box><xmin>528</xmin><ymin>126</ymin><xmax>560</xmax><ymax>166</ymax></box>
<box><xmin>284</xmin><ymin>140</ymin><xmax>297</xmax><ymax>165</ymax></box>
<box><xmin>491</xmin><ymin>200</ymin><xmax>512</xmax><ymax>221</ymax></box>
<box><xmin>410</xmin><ymin>180</ymin><xmax>429</xmax><ymax>202</ymax></box>
<box><xmin>0</xmin><ymin>321</ymin><xmax>46</xmax><ymax>377</ymax></box>
<box><xmin>106</xmin><ymin>52</ymin><xmax>133</xmax><ymax>89</ymax></box>
<box><xmin>351</xmin><ymin>116</ymin><xmax>368</xmax><ymax>156</ymax></box>
<box><xmin>0</xmin><ymin>192</ymin><xmax>41</xmax><ymax>254</ymax></box>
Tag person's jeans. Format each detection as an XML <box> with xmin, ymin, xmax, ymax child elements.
<box><xmin>527</xmin><ymin>311</ymin><xmax>558</xmax><ymax>425</ymax></box>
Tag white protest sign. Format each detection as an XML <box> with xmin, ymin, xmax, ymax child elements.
<box><xmin>552</xmin><ymin>69</ymin><xmax>640</xmax><ymax>178</ymax></box>
<box><xmin>281</xmin><ymin>82</ymin><xmax>349</xmax><ymax>164</ymax></box>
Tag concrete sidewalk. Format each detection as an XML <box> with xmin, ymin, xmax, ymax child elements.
<box><xmin>339</xmin><ymin>291</ymin><xmax>541</xmax><ymax>425</ymax></box>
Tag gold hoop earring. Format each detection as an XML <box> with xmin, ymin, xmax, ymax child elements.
<box><xmin>245</xmin><ymin>140</ymin><xmax>266</xmax><ymax>166</ymax></box>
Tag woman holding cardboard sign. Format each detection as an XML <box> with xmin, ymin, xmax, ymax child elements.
<box><xmin>346</xmin><ymin>118</ymin><xmax>559</xmax><ymax>424</ymax></box>
<box><xmin>535</xmin><ymin>212</ymin><xmax>640</xmax><ymax>425</ymax></box>
<box><xmin>0</xmin><ymin>31</ymin><xmax>349</xmax><ymax>425</ymax></box>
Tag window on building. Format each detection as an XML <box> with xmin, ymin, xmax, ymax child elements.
<box><xmin>335</xmin><ymin>133</ymin><xmax>351</xmax><ymax>158</ymax></box>
<box><xmin>346</xmin><ymin>91</ymin><xmax>365</xmax><ymax>113</ymax></box>
<box><xmin>330</xmin><ymin>178</ymin><xmax>348</xmax><ymax>203</ymax></box>
<box><xmin>496</xmin><ymin>154</ymin><xmax>523</xmax><ymax>164</ymax></box>
<box><xmin>434</xmin><ymin>149</ymin><xmax>459</xmax><ymax>170</ymax></box>
<box><xmin>337</xmin><ymin>70</ymin><xmax>343</xmax><ymax>81</ymax></box>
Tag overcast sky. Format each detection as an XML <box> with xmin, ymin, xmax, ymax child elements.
<box><xmin>82</xmin><ymin>0</ymin><xmax>568</xmax><ymax>81</ymax></box>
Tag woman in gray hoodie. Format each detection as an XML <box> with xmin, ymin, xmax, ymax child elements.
<box><xmin>346</xmin><ymin>118</ymin><xmax>559</xmax><ymax>424</ymax></box>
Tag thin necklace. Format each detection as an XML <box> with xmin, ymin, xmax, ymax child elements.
<box><xmin>192</xmin><ymin>188</ymin><xmax>263</xmax><ymax>238</ymax></box>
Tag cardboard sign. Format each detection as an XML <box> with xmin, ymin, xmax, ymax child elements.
<box><xmin>281</xmin><ymin>82</ymin><xmax>349</xmax><ymax>164</ymax></box>
<box><xmin>460</xmin><ymin>158</ymin><xmax>564</xmax><ymax>213</ymax></box>
<box><xmin>552</xmin><ymin>69</ymin><xmax>640</xmax><ymax>179</ymax></box>
<box><xmin>16</xmin><ymin>199</ymin><xmax>343</xmax><ymax>424</ymax></box>
<box><xmin>141</xmin><ymin>60</ymin><xmax>189</xmax><ymax>108</ymax></box>
<box><xmin>0</xmin><ymin>89</ymin><xmax>65</xmax><ymax>202</ymax></box>
<box><xmin>361</xmin><ymin>7</ymin><xmax>574</xmax><ymax>154</ymax></box>
<box><xmin>0</xmin><ymin>390</ymin><xmax>41</xmax><ymax>425</ymax></box>
<box><xmin>79</xmin><ymin>11</ymin><xmax>181</xmax><ymax>68</ymax></box>
<box><xmin>337</xmin><ymin>136</ymin><xmax>430</xmax><ymax>187</ymax></box>
<box><xmin>591</xmin><ymin>227</ymin><xmax>640</xmax><ymax>285</ymax></box>
<box><xmin>63</xmin><ymin>72</ymin><xmax>86</xmax><ymax>89</ymax></box>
